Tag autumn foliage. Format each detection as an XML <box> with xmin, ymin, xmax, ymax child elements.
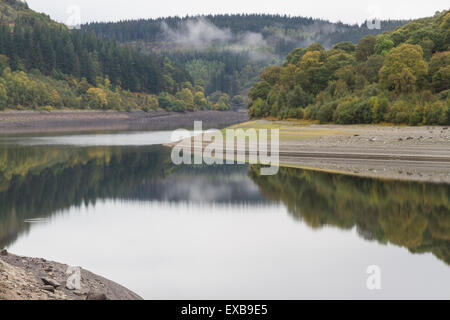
<box><xmin>249</xmin><ymin>10</ymin><xmax>450</xmax><ymax>125</ymax></box>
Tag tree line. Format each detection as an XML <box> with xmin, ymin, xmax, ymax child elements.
<box><xmin>248</xmin><ymin>10</ymin><xmax>450</xmax><ymax>125</ymax></box>
<box><xmin>83</xmin><ymin>14</ymin><xmax>408</xmax><ymax>54</ymax></box>
<box><xmin>82</xmin><ymin>14</ymin><xmax>408</xmax><ymax>100</ymax></box>
<box><xmin>0</xmin><ymin>15</ymin><xmax>190</xmax><ymax>94</ymax></box>
<box><xmin>0</xmin><ymin>0</ymin><xmax>234</xmax><ymax>111</ymax></box>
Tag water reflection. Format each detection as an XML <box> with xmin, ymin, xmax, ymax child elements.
<box><xmin>249</xmin><ymin>166</ymin><xmax>450</xmax><ymax>265</ymax></box>
<box><xmin>1</xmin><ymin>142</ymin><xmax>449</xmax><ymax>266</ymax></box>
<box><xmin>0</xmin><ymin>144</ymin><xmax>270</xmax><ymax>248</ymax></box>
<box><xmin>0</xmin><ymin>131</ymin><xmax>198</xmax><ymax>146</ymax></box>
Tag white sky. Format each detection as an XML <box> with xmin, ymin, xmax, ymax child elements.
<box><xmin>25</xmin><ymin>0</ymin><xmax>449</xmax><ymax>25</ymax></box>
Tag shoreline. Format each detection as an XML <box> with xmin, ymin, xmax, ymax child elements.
<box><xmin>0</xmin><ymin>250</ymin><xmax>142</xmax><ymax>300</ymax></box>
<box><xmin>172</xmin><ymin>120</ymin><xmax>450</xmax><ymax>184</ymax></box>
<box><xmin>0</xmin><ymin>110</ymin><xmax>250</xmax><ymax>135</ymax></box>
<box><xmin>1</xmin><ymin>111</ymin><xmax>448</xmax><ymax>183</ymax></box>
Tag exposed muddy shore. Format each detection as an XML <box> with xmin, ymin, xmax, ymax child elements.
<box><xmin>0</xmin><ymin>250</ymin><xmax>142</xmax><ymax>300</ymax></box>
<box><xmin>173</xmin><ymin>121</ymin><xmax>450</xmax><ymax>184</ymax></box>
<box><xmin>0</xmin><ymin>110</ymin><xmax>249</xmax><ymax>135</ymax></box>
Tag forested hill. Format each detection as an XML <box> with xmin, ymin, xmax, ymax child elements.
<box><xmin>0</xmin><ymin>0</ymin><xmax>191</xmax><ymax>93</ymax></box>
<box><xmin>83</xmin><ymin>14</ymin><xmax>408</xmax><ymax>55</ymax></box>
<box><xmin>247</xmin><ymin>10</ymin><xmax>450</xmax><ymax>125</ymax></box>
<box><xmin>1</xmin><ymin>0</ymin><xmax>234</xmax><ymax>112</ymax></box>
<box><xmin>82</xmin><ymin>15</ymin><xmax>407</xmax><ymax>101</ymax></box>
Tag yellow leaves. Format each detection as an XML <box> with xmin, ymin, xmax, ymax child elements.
<box><xmin>194</xmin><ymin>91</ymin><xmax>207</xmax><ymax>107</ymax></box>
<box><xmin>259</xmin><ymin>66</ymin><xmax>281</xmax><ymax>85</ymax></box>
<box><xmin>147</xmin><ymin>94</ymin><xmax>159</xmax><ymax>109</ymax></box>
<box><xmin>379</xmin><ymin>44</ymin><xmax>428</xmax><ymax>93</ymax></box>
<box><xmin>86</xmin><ymin>87</ymin><xmax>108</xmax><ymax>109</ymax></box>
<box><xmin>50</xmin><ymin>90</ymin><xmax>60</xmax><ymax>105</ymax></box>
<box><xmin>176</xmin><ymin>87</ymin><xmax>194</xmax><ymax>105</ymax></box>
<box><xmin>299</xmin><ymin>51</ymin><xmax>323</xmax><ymax>69</ymax></box>
<box><xmin>440</xmin><ymin>11</ymin><xmax>450</xmax><ymax>29</ymax></box>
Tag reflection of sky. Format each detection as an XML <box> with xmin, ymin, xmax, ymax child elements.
<box><xmin>0</xmin><ymin>131</ymin><xmax>200</xmax><ymax>147</ymax></box>
<box><xmin>2</xmin><ymin>132</ymin><xmax>450</xmax><ymax>300</ymax></box>
<box><xmin>125</xmin><ymin>173</ymin><xmax>268</xmax><ymax>204</ymax></box>
<box><xmin>8</xmin><ymin>200</ymin><xmax>450</xmax><ymax>300</ymax></box>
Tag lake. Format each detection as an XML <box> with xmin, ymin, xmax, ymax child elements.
<box><xmin>0</xmin><ymin>131</ymin><xmax>449</xmax><ymax>299</ymax></box>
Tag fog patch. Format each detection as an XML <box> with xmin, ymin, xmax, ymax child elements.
<box><xmin>162</xmin><ymin>18</ymin><xmax>233</xmax><ymax>49</ymax></box>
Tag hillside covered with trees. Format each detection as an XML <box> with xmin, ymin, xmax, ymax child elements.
<box><xmin>248</xmin><ymin>10</ymin><xmax>450</xmax><ymax>125</ymax></box>
<box><xmin>84</xmin><ymin>14</ymin><xmax>407</xmax><ymax>55</ymax></box>
<box><xmin>83</xmin><ymin>15</ymin><xmax>407</xmax><ymax>103</ymax></box>
<box><xmin>0</xmin><ymin>0</ymin><xmax>233</xmax><ymax>112</ymax></box>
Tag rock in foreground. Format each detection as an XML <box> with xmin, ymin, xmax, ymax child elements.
<box><xmin>0</xmin><ymin>251</ymin><xmax>142</xmax><ymax>300</ymax></box>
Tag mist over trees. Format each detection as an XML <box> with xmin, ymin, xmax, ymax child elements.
<box><xmin>83</xmin><ymin>14</ymin><xmax>408</xmax><ymax>55</ymax></box>
<box><xmin>0</xmin><ymin>0</ymin><xmax>234</xmax><ymax>112</ymax></box>
<box><xmin>83</xmin><ymin>15</ymin><xmax>408</xmax><ymax>100</ymax></box>
<box><xmin>1</xmin><ymin>0</ymin><xmax>445</xmax><ymax>120</ymax></box>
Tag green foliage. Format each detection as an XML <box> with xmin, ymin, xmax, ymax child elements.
<box><xmin>316</xmin><ymin>101</ymin><xmax>338</xmax><ymax>123</ymax></box>
<box><xmin>334</xmin><ymin>98</ymin><xmax>358</xmax><ymax>124</ymax></box>
<box><xmin>83</xmin><ymin>14</ymin><xmax>407</xmax><ymax>100</ymax></box>
<box><xmin>332</xmin><ymin>42</ymin><xmax>356</xmax><ymax>53</ymax></box>
<box><xmin>248</xmin><ymin>81</ymin><xmax>272</xmax><ymax>102</ymax></box>
<box><xmin>0</xmin><ymin>17</ymin><xmax>190</xmax><ymax>95</ymax></box>
<box><xmin>0</xmin><ymin>0</ymin><xmax>214</xmax><ymax>112</ymax></box>
<box><xmin>430</xmin><ymin>52</ymin><xmax>450</xmax><ymax>92</ymax></box>
<box><xmin>41</xmin><ymin>105</ymin><xmax>54</xmax><ymax>112</ymax></box>
<box><xmin>357</xmin><ymin>55</ymin><xmax>384</xmax><ymax>83</ymax></box>
<box><xmin>248</xmin><ymin>10</ymin><xmax>450</xmax><ymax>125</ymax></box>
<box><xmin>423</xmin><ymin>101</ymin><xmax>449</xmax><ymax>125</ymax></box>
<box><xmin>249</xmin><ymin>98</ymin><xmax>269</xmax><ymax>118</ymax></box>
<box><xmin>158</xmin><ymin>93</ymin><xmax>173</xmax><ymax>109</ymax></box>
<box><xmin>85</xmin><ymin>14</ymin><xmax>408</xmax><ymax>56</ymax></box>
<box><xmin>86</xmin><ymin>88</ymin><xmax>108</xmax><ymax>109</ymax></box>
<box><xmin>374</xmin><ymin>35</ymin><xmax>394</xmax><ymax>56</ymax></box>
<box><xmin>0</xmin><ymin>83</ymin><xmax>7</xmax><ymax>110</ymax></box>
<box><xmin>231</xmin><ymin>95</ymin><xmax>245</xmax><ymax>106</ymax></box>
<box><xmin>355</xmin><ymin>36</ymin><xmax>376</xmax><ymax>61</ymax></box>
<box><xmin>379</xmin><ymin>44</ymin><xmax>428</xmax><ymax>93</ymax></box>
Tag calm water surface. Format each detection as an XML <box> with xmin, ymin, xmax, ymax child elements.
<box><xmin>0</xmin><ymin>131</ymin><xmax>449</xmax><ymax>299</ymax></box>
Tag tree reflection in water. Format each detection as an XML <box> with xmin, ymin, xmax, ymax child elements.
<box><xmin>249</xmin><ymin>165</ymin><xmax>450</xmax><ymax>265</ymax></box>
<box><xmin>0</xmin><ymin>144</ymin><xmax>449</xmax><ymax>266</ymax></box>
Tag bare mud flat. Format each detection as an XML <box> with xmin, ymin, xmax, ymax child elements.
<box><xmin>176</xmin><ymin>120</ymin><xmax>450</xmax><ymax>183</ymax></box>
<box><xmin>0</xmin><ymin>250</ymin><xmax>142</xmax><ymax>300</ymax></box>
<box><xmin>0</xmin><ymin>110</ymin><xmax>249</xmax><ymax>135</ymax></box>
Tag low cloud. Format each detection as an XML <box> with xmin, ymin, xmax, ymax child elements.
<box><xmin>162</xmin><ymin>18</ymin><xmax>233</xmax><ymax>49</ymax></box>
<box><xmin>161</xmin><ymin>17</ymin><xmax>350</xmax><ymax>59</ymax></box>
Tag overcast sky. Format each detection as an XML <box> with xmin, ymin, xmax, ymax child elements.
<box><xmin>25</xmin><ymin>0</ymin><xmax>449</xmax><ymax>25</ymax></box>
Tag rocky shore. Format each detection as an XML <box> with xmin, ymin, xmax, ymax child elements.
<box><xmin>0</xmin><ymin>250</ymin><xmax>142</xmax><ymax>300</ymax></box>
